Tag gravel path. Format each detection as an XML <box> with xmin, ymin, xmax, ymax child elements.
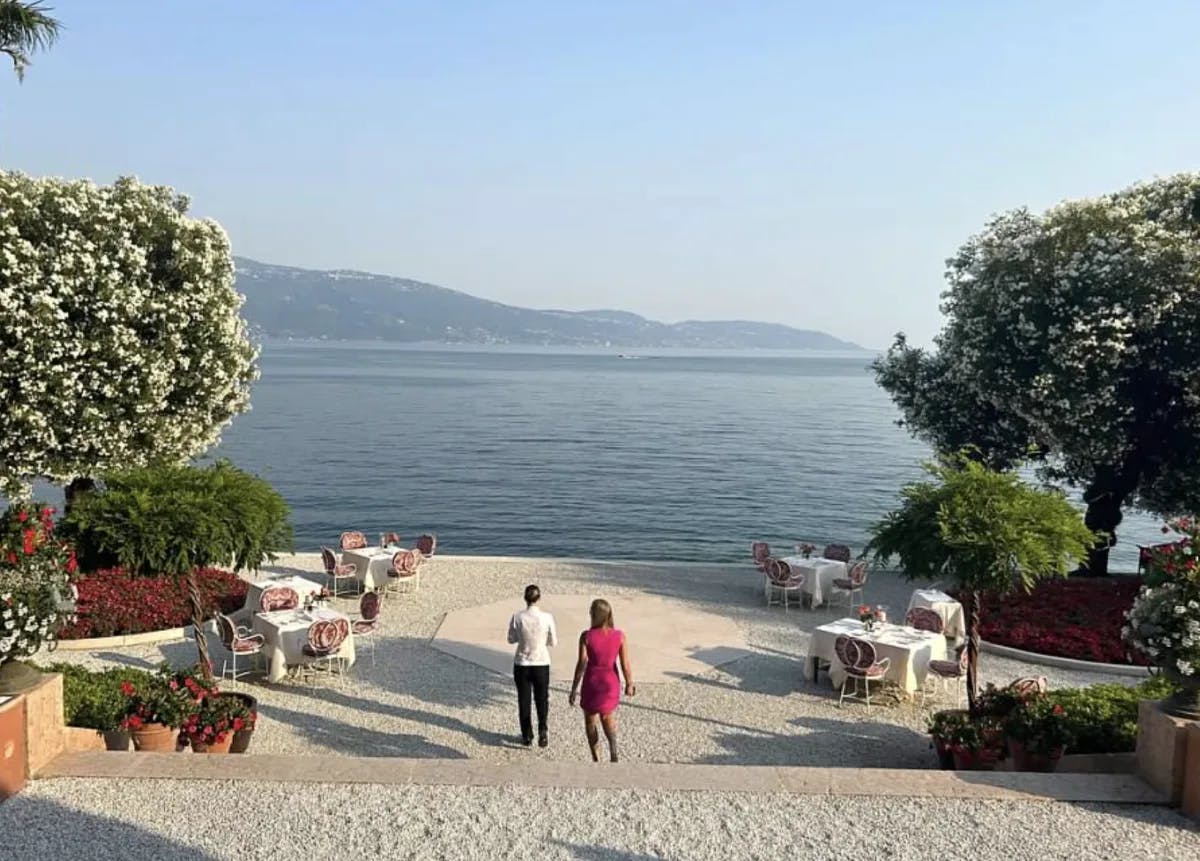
<box><xmin>4</xmin><ymin>778</ymin><xmax>1197</xmax><ymax>860</ymax></box>
<box><xmin>40</xmin><ymin>555</ymin><xmax>1144</xmax><ymax>767</ymax></box>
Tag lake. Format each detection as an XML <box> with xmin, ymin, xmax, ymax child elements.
<box><xmin>208</xmin><ymin>342</ymin><xmax>1161</xmax><ymax>569</ymax></box>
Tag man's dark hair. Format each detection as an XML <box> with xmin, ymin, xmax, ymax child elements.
<box><xmin>524</xmin><ymin>584</ymin><xmax>540</xmax><ymax>604</ymax></box>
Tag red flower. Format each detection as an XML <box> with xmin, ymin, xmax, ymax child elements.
<box><xmin>120</xmin><ymin>681</ymin><xmax>135</xmax><ymax>697</ymax></box>
<box><xmin>5</xmin><ymin>552</ymin><xmax>15</xmax><ymax>565</ymax></box>
<box><xmin>22</xmin><ymin>530</ymin><xmax>35</xmax><ymax>555</ymax></box>
<box><xmin>126</xmin><ymin>714</ymin><xmax>143</xmax><ymax>729</ymax></box>
<box><xmin>232</xmin><ymin>718</ymin><xmax>244</xmax><ymax>731</ymax></box>
<box><xmin>16</xmin><ymin>511</ymin><xmax>28</xmax><ymax>522</ymax></box>
<box><xmin>66</xmin><ymin>551</ymin><xmax>77</xmax><ymax>574</ymax></box>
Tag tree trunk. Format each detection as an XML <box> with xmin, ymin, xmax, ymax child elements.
<box><xmin>63</xmin><ymin>477</ymin><xmax>96</xmax><ymax>512</ymax></box>
<box><xmin>964</xmin><ymin>590</ymin><xmax>981</xmax><ymax>716</ymax></box>
<box><xmin>1082</xmin><ymin>484</ymin><xmax>1124</xmax><ymax>577</ymax></box>
<box><xmin>187</xmin><ymin>569</ymin><xmax>213</xmax><ymax>679</ymax></box>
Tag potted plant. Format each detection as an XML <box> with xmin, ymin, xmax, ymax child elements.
<box><xmin>181</xmin><ymin>690</ymin><xmax>254</xmax><ymax>754</ymax></box>
<box><xmin>119</xmin><ymin>666</ymin><xmax>187</xmax><ymax>751</ymax></box>
<box><xmin>220</xmin><ymin>691</ymin><xmax>258</xmax><ymax>753</ymax></box>
<box><xmin>1124</xmin><ymin>516</ymin><xmax>1200</xmax><ymax>719</ymax></box>
<box><xmin>1005</xmin><ymin>697</ymin><xmax>1072</xmax><ymax>772</ymax></box>
<box><xmin>927</xmin><ymin>709</ymin><xmax>970</xmax><ymax>769</ymax></box>
<box><xmin>944</xmin><ymin>715</ymin><xmax>1003</xmax><ymax>771</ymax></box>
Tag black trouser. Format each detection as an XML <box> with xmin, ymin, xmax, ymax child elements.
<box><xmin>514</xmin><ymin>664</ymin><xmax>550</xmax><ymax>740</ymax></box>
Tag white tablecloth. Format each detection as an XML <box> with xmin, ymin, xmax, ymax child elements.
<box><xmin>243</xmin><ymin>575</ymin><xmax>325</xmax><ymax>616</ymax></box>
<box><xmin>252</xmin><ymin>607</ymin><xmax>356</xmax><ymax>682</ymax></box>
<box><xmin>807</xmin><ymin>618</ymin><xmax>947</xmax><ymax>695</ymax></box>
<box><xmin>906</xmin><ymin>589</ymin><xmax>965</xmax><ymax>641</ymax></box>
<box><xmin>780</xmin><ymin>556</ymin><xmax>847</xmax><ymax>607</ymax></box>
<box><xmin>340</xmin><ymin>546</ymin><xmax>398</xmax><ymax>591</ymax></box>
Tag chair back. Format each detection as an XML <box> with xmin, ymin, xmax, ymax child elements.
<box><xmin>833</xmin><ymin>635</ymin><xmax>856</xmax><ymax>668</ymax></box>
<box><xmin>905</xmin><ymin>607</ymin><xmax>944</xmax><ymax>634</ymax></box>
<box><xmin>767</xmin><ymin>558</ymin><xmax>792</xmax><ymax>585</ymax></box>
<box><xmin>216</xmin><ymin>612</ymin><xmax>237</xmax><ymax>649</ymax></box>
<box><xmin>260</xmin><ymin>586</ymin><xmax>299</xmax><ymax>612</ymax></box>
<box><xmin>849</xmin><ymin>637</ymin><xmax>877</xmax><ymax>670</ymax></box>
<box><xmin>307</xmin><ymin>619</ymin><xmax>338</xmax><ymax>652</ymax></box>
<box><xmin>332</xmin><ymin>617</ymin><xmax>350</xmax><ymax>647</ymax></box>
<box><xmin>320</xmin><ymin>546</ymin><xmax>338</xmax><ymax>575</ymax></box>
<box><xmin>360</xmin><ymin>590</ymin><xmax>381</xmax><ymax>621</ymax></box>
<box><xmin>393</xmin><ymin>549</ymin><xmax>420</xmax><ymax>574</ymax></box>
<box><xmin>1008</xmin><ymin>676</ymin><xmax>1048</xmax><ymax>697</ymax></box>
<box><xmin>847</xmin><ymin>560</ymin><xmax>868</xmax><ymax>586</ymax></box>
<box><xmin>340</xmin><ymin>531</ymin><xmax>367</xmax><ymax>550</ymax></box>
<box><xmin>751</xmin><ymin>541</ymin><xmax>770</xmax><ymax>567</ymax></box>
<box><xmin>416</xmin><ymin>533</ymin><xmax>437</xmax><ymax>556</ymax></box>
<box><xmin>383</xmin><ymin>532</ymin><xmax>402</xmax><ymax>547</ymax></box>
<box><xmin>823</xmin><ymin>543</ymin><xmax>852</xmax><ymax>563</ymax></box>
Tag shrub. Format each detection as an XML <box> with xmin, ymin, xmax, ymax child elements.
<box><xmin>1046</xmin><ymin>676</ymin><xmax>1178</xmax><ymax>755</ymax></box>
<box><xmin>62</xmin><ymin>461</ymin><xmax>292</xmax><ymax>575</ymax></box>
<box><xmin>38</xmin><ymin>662</ymin><xmax>155</xmax><ymax>731</ymax></box>
<box><xmin>58</xmin><ymin>567</ymin><xmax>246</xmax><ymax>639</ymax></box>
<box><xmin>1</xmin><ymin>502</ymin><xmax>77</xmax><ymax>666</ymax></box>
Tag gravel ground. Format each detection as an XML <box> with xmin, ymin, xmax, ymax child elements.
<box><xmin>3</xmin><ymin>778</ymin><xmax>1198</xmax><ymax>861</ymax></box>
<box><xmin>39</xmin><ymin>555</ymin><xmax>1145</xmax><ymax>767</ymax></box>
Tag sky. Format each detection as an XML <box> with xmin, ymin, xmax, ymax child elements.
<box><xmin>2</xmin><ymin>1</ymin><xmax>1198</xmax><ymax>348</ymax></box>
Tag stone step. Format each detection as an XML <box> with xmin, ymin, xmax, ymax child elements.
<box><xmin>37</xmin><ymin>752</ymin><xmax>1169</xmax><ymax>804</ymax></box>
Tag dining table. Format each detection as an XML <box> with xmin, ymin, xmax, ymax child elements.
<box><xmin>251</xmin><ymin>606</ymin><xmax>357</xmax><ymax>683</ymax></box>
<box><xmin>779</xmin><ymin>556</ymin><xmax>847</xmax><ymax>607</ymax></box>
<box><xmin>339</xmin><ymin>545</ymin><xmax>399</xmax><ymax>591</ymax></box>
<box><xmin>807</xmin><ymin>618</ymin><xmax>948</xmax><ymax>696</ymax></box>
<box><xmin>906</xmin><ymin>588</ymin><xmax>966</xmax><ymax>642</ymax></box>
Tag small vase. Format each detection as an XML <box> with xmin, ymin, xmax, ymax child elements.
<box><xmin>191</xmin><ymin>734</ymin><xmax>234</xmax><ymax>754</ymax></box>
<box><xmin>102</xmin><ymin>730</ymin><xmax>130</xmax><ymax>751</ymax></box>
<box><xmin>130</xmin><ymin>723</ymin><xmax>178</xmax><ymax>752</ymax></box>
<box><xmin>1007</xmin><ymin>738</ymin><xmax>1064</xmax><ymax>773</ymax></box>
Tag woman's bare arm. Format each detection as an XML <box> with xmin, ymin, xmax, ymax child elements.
<box><xmin>568</xmin><ymin>631</ymin><xmax>588</xmax><ymax>705</ymax></box>
<box><xmin>618</xmin><ymin>637</ymin><xmax>635</xmax><ymax>697</ymax></box>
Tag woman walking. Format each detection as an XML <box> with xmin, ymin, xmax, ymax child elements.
<box><xmin>568</xmin><ymin>598</ymin><xmax>635</xmax><ymax>762</ymax></box>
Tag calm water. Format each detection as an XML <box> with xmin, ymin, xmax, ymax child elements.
<box><xmin>208</xmin><ymin>342</ymin><xmax>1160</xmax><ymax>569</ymax></box>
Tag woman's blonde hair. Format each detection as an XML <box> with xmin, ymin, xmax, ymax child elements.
<box><xmin>589</xmin><ymin>598</ymin><xmax>614</xmax><ymax>629</ymax></box>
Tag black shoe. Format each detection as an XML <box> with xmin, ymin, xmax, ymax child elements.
<box><xmin>521</xmin><ymin>735</ymin><xmax>533</xmax><ymax>747</ymax></box>
<box><xmin>538</xmin><ymin>731</ymin><xmax>548</xmax><ymax>748</ymax></box>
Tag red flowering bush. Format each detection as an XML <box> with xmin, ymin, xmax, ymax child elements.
<box><xmin>1</xmin><ymin>502</ymin><xmax>77</xmax><ymax>664</ymax></box>
<box><xmin>969</xmin><ymin>578</ymin><xmax>1146</xmax><ymax>665</ymax></box>
<box><xmin>59</xmin><ymin>567</ymin><xmax>247</xmax><ymax>639</ymax></box>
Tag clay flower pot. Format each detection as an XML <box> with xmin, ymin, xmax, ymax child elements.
<box><xmin>130</xmin><ymin>723</ymin><xmax>178</xmax><ymax>752</ymax></box>
<box><xmin>224</xmin><ymin>692</ymin><xmax>258</xmax><ymax>754</ymax></box>
<box><xmin>190</xmin><ymin>734</ymin><xmax>234</xmax><ymax>754</ymax></box>
<box><xmin>951</xmin><ymin>747</ymin><xmax>998</xmax><ymax>771</ymax></box>
<box><xmin>1007</xmin><ymin>738</ymin><xmax>1064</xmax><ymax>773</ymax></box>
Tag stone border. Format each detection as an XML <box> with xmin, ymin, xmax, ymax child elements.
<box><xmin>53</xmin><ymin>625</ymin><xmax>193</xmax><ymax>652</ymax></box>
<box><xmin>36</xmin><ymin>751</ymin><xmax>1167</xmax><ymax>804</ymax></box>
<box><xmin>979</xmin><ymin>638</ymin><xmax>1151</xmax><ymax>678</ymax></box>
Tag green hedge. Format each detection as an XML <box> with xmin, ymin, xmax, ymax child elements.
<box><xmin>62</xmin><ymin>460</ymin><xmax>293</xmax><ymax>575</ymax></box>
<box><xmin>37</xmin><ymin>662</ymin><xmax>155</xmax><ymax>731</ymax></box>
<box><xmin>1047</xmin><ymin>675</ymin><xmax>1177</xmax><ymax>755</ymax></box>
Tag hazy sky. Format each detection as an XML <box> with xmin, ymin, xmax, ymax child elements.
<box><xmin>3</xmin><ymin>2</ymin><xmax>1198</xmax><ymax>347</ymax></box>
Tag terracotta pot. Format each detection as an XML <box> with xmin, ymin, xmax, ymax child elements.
<box><xmin>102</xmin><ymin>730</ymin><xmax>130</xmax><ymax>751</ymax></box>
<box><xmin>952</xmin><ymin>748</ymin><xmax>998</xmax><ymax>771</ymax></box>
<box><xmin>130</xmin><ymin>723</ymin><xmax>178</xmax><ymax>752</ymax></box>
<box><xmin>1007</xmin><ymin>738</ymin><xmax>1064</xmax><ymax>773</ymax></box>
<box><xmin>190</xmin><ymin>733</ymin><xmax>234</xmax><ymax>754</ymax></box>
<box><xmin>221</xmin><ymin>692</ymin><xmax>258</xmax><ymax>754</ymax></box>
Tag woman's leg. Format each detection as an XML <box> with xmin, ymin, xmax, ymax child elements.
<box><xmin>599</xmin><ymin>712</ymin><xmax>618</xmax><ymax>762</ymax></box>
<box><xmin>584</xmin><ymin>712</ymin><xmax>602</xmax><ymax>762</ymax></box>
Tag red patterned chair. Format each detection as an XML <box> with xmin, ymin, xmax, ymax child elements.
<box><xmin>765</xmin><ymin>558</ymin><xmax>806</xmax><ymax>611</ymax></box>
<box><xmin>822</xmin><ymin>543</ymin><xmax>852</xmax><ymax>563</ymax></box>
<box><xmin>905</xmin><ymin>606</ymin><xmax>944</xmax><ymax>635</ymax></box>
<box><xmin>416</xmin><ymin>533</ymin><xmax>437</xmax><ymax>556</ymax></box>
<box><xmin>340</xmin><ymin>531</ymin><xmax>368</xmax><ymax>550</ymax></box>
<box><xmin>831</xmin><ymin>560</ymin><xmax>869</xmax><ymax>606</ymax></box>
<box><xmin>835</xmin><ymin>635</ymin><xmax>890</xmax><ymax>712</ymax></box>
<box><xmin>386</xmin><ymin>548</ymin><xmax>423</xmax><ymax>595</ymax></box>
<box><xmin>321</xmin><ymin>545</ymin><xmax>361</xmax><ymax>597</ymax></box>
<box><xmin>751</xmin><ymin>541</ymin><xmax>771</xmax><ymax>572</ymax></box>
<box><xmin>922</xmin><ymin>644</ymin><xmax>968</xmax><ymax>706</ymax></box>
<box><xmin>216</xmin><ymin>612</ymin><xmax>265</xmax><ymax>683</ymax></box>
<box><xmin>352</xmin><ymin>590</ymin><xmax>382</xmax><ymax>666</ymax></box>
<box><xmin>1007</xmin><ymin>676</ymin><xmax>1048</xmax><ymax>697</ymax></box>
<box><xmin>259</xmin><ymin>586</ymin><xmax>299</xmax><ymax>612</ymax></box>
<box><xmin>382</xmin><ymin>532</ymin><xmax>402</xmax><ymax>547</ymax></box>
<box><xmin>301</xmin><ymin>618</ymin><xmax>349</xmax><ymax>685</ymax></box>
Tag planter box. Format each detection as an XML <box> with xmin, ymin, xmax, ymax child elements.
<box><xmin>1184</xmin><ymin>724</ymin><xmax>1200</xmax><ymax>820</ymax></box>
<box><xmin>1136</xmin><ymin>699</ymin><xmax>1197</xmax><ymax>805</ymax></box>
<box><xmin>20</xmin><ymin>674</ymin><xmax>65</xmax><ymax>776</ymax></box>
<box><xmin>0</xmin><ymin>695</ymin><xmax>26</xmax><ymax>800</ymax></box>
<box><xmin>63</xmin><ymin>727</ymin><xmax>108</xmax><ymax>754</ymax></box>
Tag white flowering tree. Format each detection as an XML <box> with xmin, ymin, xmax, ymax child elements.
<box><xmin>0</xmin><ymin>173</ymin><xmax>258</xmax><ymax>499</ymax></box>
<box><xmin>875</xmin><ymin>174</ymin><xmax>1200</xmax><ymax>575</ymax></box>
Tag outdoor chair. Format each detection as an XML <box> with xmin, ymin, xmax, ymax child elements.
<box><xmin>922</xmin><ymin>644</ymin><xmax>967</xmax><ymax>707</ymax></box>
<box><xmin>765</xmin><ymin>558</ymin><xmax>806</xmax><ymax>611</ymax></box>
<box><xmin>351</xmin><ymin>590</ymin><xmax>382</xmax><ymax>666</ymax></box>
<box><xmin>835</xmin><ymin>635</ymin><xmax>890</xmax><ymax>712</ymax></box>
<box><xmin>831</xmin><ymin>560</ymin><xmax>869</xmax><ymax>606</ymax></box>
<box><xmin>751</xmin><ymin>541</ymin><xmax>771</xmax><ymax>572</ymax></box>
<box><xmin>822</xmin><ymin>543</ymin><xmax>852</xmax><ymax>563</ymax></box>
<box><xmin>339</xmin><ymin>531</ymin><xmax>368</xmax><ymax>550</ymax></box>
<box><xmin>215</xmin><ymin>612</ymin><xmax>265</xmax><ymax>684</ymax></box>
<box><xmin>416</xmin><ymin>533</ymin><xmax>437</xmax><ymax>556</ymax></box>
<box><xmin>301</xmin><ymin>619</ymin><xmax>348</xmax><ymax>686</ymax></box>
<box><xmin>382</xmin><ymin>531</ymin><xmax>402</xmax><ymax>547</ymax></box>
<box><xmin>321</xmin><ymin>545</ymin><xmax>361</xmax><ymax>597</ymax></box>
<box><xmin>259</xmin><ymin>586</ymin><xmax>299</xmax><ymax>613</ymax></box>
<box><xmin>905</xmin><ymin>607</ymin><xmax>945</xmax><ymax>635</ymax></box>
<box><xmin>1007</xmin><ymin>676</ymin><xmax>1048</xmax><ymax>697</ymax></box>
<box><xmin>386</xmin><ymin>548</ymin><xmax>423</xmax><ymax>595</ymax></box>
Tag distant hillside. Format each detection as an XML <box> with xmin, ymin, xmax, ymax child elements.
<box><xmin>233</xmin><ymin>257</ymin><xmax>864</xmax><ymax>350</ymax></box>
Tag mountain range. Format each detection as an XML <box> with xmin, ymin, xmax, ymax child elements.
<box><xmin>233</xmin><ymin>257</ymin><xmax>864</xmax><ymax>350</ymax></box>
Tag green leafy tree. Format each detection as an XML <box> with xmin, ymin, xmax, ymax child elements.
<box><xmin>867</xmin><ymin>455</ymin><xmax>1096</xmax><ymax>713</ymax></box>
<box><xmin>0</xmin><ymin>173</ymin><xmax>259</xmax><ymax>501</ymax></box>
<box><xmin>874</xmin><ymin>174</ymin><xmax>1200</xmax><ymax>575</ymax></box>
<box><xmin>0</xmin><ymin>0</ymin><xmax>60</xmax><ymax>82</ymax></box>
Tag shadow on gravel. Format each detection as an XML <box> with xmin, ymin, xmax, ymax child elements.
<box><xmin>551</xmin><ymin>839</ymin><xmax>662</xmax><ymax>860</ymax></box>
<box><xmin>261</xmin><ymin>701</ymin><xmax>469</xmax><ymax>758</ymax></box>
<box><xmin>673</xmin><ymin>650</ymin><xmax>806</xmax><ymax>696</ymax></box>
<box><xmin>0</xmin><ymin>795</ymin><xmax>218</xmax><ymax>859</ymax></box>
<box><xmin>697</xmin><ymin>715</ymin><xmax>932</xmax><ymax>767</ymax></box>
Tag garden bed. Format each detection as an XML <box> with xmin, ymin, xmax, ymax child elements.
<box><xmin>59</xmin><ymin>568</ymin><xmax>247</xmax><ymax>640</ymax></box>
<box><xmin>970</xmin><ymin>577</ymin><xmax>1148</xmax><ymax>666</ymax></box>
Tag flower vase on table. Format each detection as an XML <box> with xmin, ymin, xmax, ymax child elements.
<box><xmin>858</xmin><ymin>605</ymin><xmax>879</xmax><ymax>632</ymax></box>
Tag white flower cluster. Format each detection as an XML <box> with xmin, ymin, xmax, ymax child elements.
<box><xmin>0</xmin><ymin>173</ymin><xmax>259</xmax><ymax>497</ymax></box>
<box><xmin>0</xmin><ymin>584</ymin><xmax>60</xmax><ymax>663</ymax></box>
<box><xmin>1123</xmin><ymin>584</ymin><xmax>1200</xmax><ymax>677</ymax></box>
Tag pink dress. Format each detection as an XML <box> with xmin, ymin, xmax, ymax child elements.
<box><xmin>579</xmin><ymin>627</ymin><xmax>624</xmax><ymax>715</ymax></box>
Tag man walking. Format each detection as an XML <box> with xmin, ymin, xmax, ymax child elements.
<box><xmin>507</xmin><ymin>584</ymin><xmax>557</xmax><ymax>747</ymax></box>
